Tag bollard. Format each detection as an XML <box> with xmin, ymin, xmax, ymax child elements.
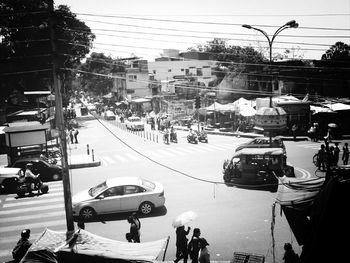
<box><xmin>87</xmin><ymin>144</ymin><xmax>90</xmax><ymax>155</ymax></box>
<box><xmin>156</xmin><ymin>134</ymin><xmax>158</xmax><ymax>143</ymax></box>
<box><xmin>92</xmin><ymin>149</ymin><xmax>95</xmax><ymax>162</ymax></box>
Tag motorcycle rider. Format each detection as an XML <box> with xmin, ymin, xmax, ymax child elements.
<box><xmin>200</xmin><ymin>127</ymin><xmax>207</xmax><ymax>138</ymax></box>
<box><xmin>163</xmin><ymin>127</ymin><xmax>170</xmax><ymax>143</ymax></box>
<box><xmin>12</xmin><ymin>229</ymin><xmax>32</xmax><ymax>263</ymax></box>
<box><xmin>24</xmin><ymin>163</ymin><xmax>41</xmax><ymax>195</ymax></box>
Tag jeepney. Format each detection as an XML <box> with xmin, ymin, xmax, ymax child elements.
<box><xmin>222</xmin><ymin>148</ymin><xmax>294</xmax><ymax>191</ymax></box>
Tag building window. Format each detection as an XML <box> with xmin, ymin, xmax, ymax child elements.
<box><xmin>181</xmin><ymin>68</ymin><xmax>184</xmax><ymax>71</ymax></box>
<box><xmin>153</xmin><ymin>70</ymin><xmax>156</xmax><ymax>74</ymax></box>
<box><xmin>185</xmin><ymin>69</ymin><xmax>190</xmax><ymax>75</ymax></box>
<box><xmin>168</xmin><ymin>69</ymin><xmax>172</xmax><ymax>72</ymax></box>
<box><xmin>128</xmin><ymin>75</ymin><xmax>137</xmax><ymax>81</ymax></box>
<box><xmin>197</xmin><ymin>68</ymin><xmax>203</xmax><ymax>76</ymax></box>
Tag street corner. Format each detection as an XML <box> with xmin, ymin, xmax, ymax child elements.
<box><xmin>68</xmin><ymin>154</ymin><xmax>101</xmax><ymax>169</ymax></box>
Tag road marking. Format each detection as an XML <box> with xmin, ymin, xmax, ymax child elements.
<box><xmin>144</xmin><ymin>151</ymin><xmax>163</xmax><ymax>158</ymax></box>
<box><xmin>103</xmin><ymin>156</ymin><xmax>115</xmax><ymax>164</ymax></box>
<box><xmin>125</xmin><ymin>153</ymin><xmax>142</xmax><ymax>161</ymax></box>
<box><xmin>0</xmin><ymin>203</ymin><xmax>65</xmax><ymax>215</ymax></box>
<box><xmin>113</xmin><ymin>154</ymin><xmax>128</xmax><ymax>162</ymax></box>
<box><xmin>3</xmin><ymin>197</ymin><xmax>63</xmax><ymax>208</ymax></box>
<box><xmin>156</xmin><ymin>149</ymin><xmax>174</xmax><ymax>157</ymax></box>
<box><xmin>0</xmin><ymin>219</ymin><xmax>66</xmax><ymax>234</ymax></box>
<box><xmin>166</xmin><ymin>148</ymin><xmax>186</xmax><ymax>155</ymax></box>
<box><xmin>294</xmin><ymin>167</ymin><xmax>311</xmax><ymax>179</ymax></box>
<box><xmin>0</xmin><ymin>211</ymin><xmax>65</xmax><ymax>224</ymax></box>
<box><xmin>5</xmin><ymin>191</ymin><xmax>63</xmax><ymax>202</ymax></box>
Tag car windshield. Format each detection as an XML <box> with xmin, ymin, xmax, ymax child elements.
<box><xmin>141</xmin><ymin>178</ymin><xmax>155</xmax><ymax>190</ymax></box>
<box><xmin>89</xmin><ymin>181</ymin><xmax>108</xmax><ymax>197</ymax></box>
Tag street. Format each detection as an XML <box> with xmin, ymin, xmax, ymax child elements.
<box><xmin>0</xmin><ymin>118</ymin><xmax>326</xmax><ymax>263</ymax></box>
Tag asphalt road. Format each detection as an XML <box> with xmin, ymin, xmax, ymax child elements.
<box><xmin>0</xmin><ymin>118</ymin><xmax>331</xmax><ymax>263</ymax></box>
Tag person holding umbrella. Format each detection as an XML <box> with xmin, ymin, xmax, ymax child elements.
<box><xmin>174</xmin><ymin>225</ymin><xmax>191</xmax><ymax>263</ymax></box>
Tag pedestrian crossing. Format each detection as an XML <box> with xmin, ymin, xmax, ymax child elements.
<box><xmin>98</xmin><ymin>142</ymin><xmax>244</xmax><ymax>166</ymax></box>
<box><xmin>0</xmin><ymin>181</ymin><xmax>66</xmax><ymax>261</ymax></box>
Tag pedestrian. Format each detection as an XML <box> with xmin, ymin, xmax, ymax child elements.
<box><xmin>74</xmin><ymin>128</ymin><xmax>79</xmax><ymax>143</ymax></box>
<box><xmin>342</xmin><ymin>142</ymin><xmax>349</xmax><ymax>165</ymax></box>
<box><xmin>12</xmin><ymin>229</ymin><xmax>32</xmax><ymax>263</ymax></box>
<box><xmin>291</xmin><ymin>124</ymin><xmax>297</xmax><ymax>141</ymax></box>
<box><xmin>126</xmin><ymin>215</ymin><xmax>140</xmax><ymax>243</ymax></box>
<box><xmin>198</xmin><ymin>238</ymin><xmax>210</xmax><ymax>263</ymax></box>
<box><xmin>174</xmin><ymin>226</ymin><xmax>191</xmax><ymax>263</ymax></box>
<box><xmin>334</xmin><ymin>142</ymin><xmax>340</xmax><ymax>166</ymax></box>
<box><xmin>188</xmin><ymin>228</ymin><xmax>201</xmax><ymax>263</ymax></box>
<box><xmin>317</xmin><ymin>144</ymin><xmax>326</xmax><ymax>171</ymax></box>
<box><xmin>282</xmin><ymin>243</ymin><xmax>299</xmax><ymax>263</ymax></box>
<box><xmin>69</xmin><ymin>129</ymin><xmax>74</xmax><ymax>144</ymax></box>
<box><xmin>325</xmin><ymin>127</ymin><xmax>332</xmax><ymax>143</ymax></box>
<box><xmin>307</xmin><ymin>124</ymin><xmax>316</xmax><ymax>142</ymax></box>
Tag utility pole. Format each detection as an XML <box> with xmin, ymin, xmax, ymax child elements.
<box><xmin>48</xmin><ymin>0</ymin><xmax>75</xmax><ymax>234</ymax></box>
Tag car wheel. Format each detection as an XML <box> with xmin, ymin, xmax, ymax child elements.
<box><xmin>80</xmin><ymin>207</ymin><xmax>96</xmax><ymax>220</ymax></box>
<box><xmin>52</xmin><ymin>173</ymin><xmax>61</xmax><ymax>181</ymax></box>
<box><xmin>139</xmin><ymin>201</ymin><xmax>153</xmax><ymax>215</ymax></box>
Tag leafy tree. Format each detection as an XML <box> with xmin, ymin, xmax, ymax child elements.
<box><xmin>79</xmin><ymin>52</ymin><xmax>126</xmax><ymax>96</ymax></box>
<box><xmin>0</xmin><ymin>0</ymin><xmax>95</xmax><ymax>100</ymax></box>
<box><xmin>321</xmin><ymin>42</ymin><xmax>350</xmax><ymax>61</ymax></box>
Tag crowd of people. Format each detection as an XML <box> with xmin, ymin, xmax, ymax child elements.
<box><xmin>316</xmin><ymin>141</ymin><xmax>349</xmax><ymax>170</ymax></box>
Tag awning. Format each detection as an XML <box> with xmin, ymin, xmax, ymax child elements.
<box><xmin>325</xmin><ymin>102</ymin><xmax>350</xmax><ymax>111</ymax></box>
<box><xmin>131</xmin><ymin>98</ymin><xmax>151</xmax><ymax>103</ymax></box>
<box><xmin>22</xmin><ymin>228</ymin><xmax>169</xmax><ymax>263</ymax></box>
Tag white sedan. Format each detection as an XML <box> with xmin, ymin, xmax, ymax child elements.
<box><xmin>125</xmin><ymin>116</ymin><xmax>144</xmax><ymax>131</ymax></box>
<box><xmin>72</xmin><ymin>177</ymin><xmax>165</xmax><ymax>220</ymax></box>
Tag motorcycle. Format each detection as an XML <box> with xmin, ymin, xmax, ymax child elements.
<box><xmin>197</xmin><ymin>131</ymin><xmax>208</xmax><ymax>143</ymax></box>
<box><xmin>16</xmin><ymin>175</ymin><xmax>49</xmax><ymax>198</ymax></box>
<box><xmin>187</xmin><ymin>133</ymin><xmax>198</xmax><ymax>144</ymax></box>
<box><xmin>170</xmin><ymin>130</ymin><xmax>178</xmax><ymax>143</ymax></box>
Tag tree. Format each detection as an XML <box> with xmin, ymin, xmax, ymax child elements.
<box><xmin>0</xmin><ymin>0</ymin><xmax>95</xmax><ymax>99</ymax></box>
<box><xmin>78</xmin><ymin>52</ymin><xmax>126</xmax><ymax>96</ymax></box>
<box><xmin>321</xmin><ymin>42</ymin><xmax>350</xmax><ymax>61</ymax></box>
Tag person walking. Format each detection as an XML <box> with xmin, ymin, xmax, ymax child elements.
<box><xmin>69</xmin><ymin>128</ymin><xmax>74</xmax><ymax>144</ymax></box>
<box><xmin>188</xmin><ymin>228</ymin><xmax>201</xmax><ymax>263</ymax></box>
<box><xmin>282</xmin><ymin>243</ymin><xmax>299</xmax><ymax>263</ymax></box>
<box><xmin>342</xmin><ymin>142</ymin><xmax>349</xmax><ymax>165</ymax></box>
<box><xmin>291</xmin><ymin>124</ymin><xmax>297</xmax><ymax>141</ymax></box>
<box><xmin>73</xmin><ymin>128</ymin><xmax>79</xmax><ymax>144</ymax></box>
<box><xmin>126</xmin><ymin>214</ymin><xmax>140</xmax><ymax>243</ymax></box>
<box><xmin>334</xmin><ymin>142</ymin><xmax>340</xmax><ymax>166</ymax></box>
<box><xmin>12</xmin><ymin>229</ymin><xmax>32</xmax><ymax>263</ymax></box>
<box><xmin>317</xmin><ymin>144</ymin><xmax>326</xmax><ymax>171</ymax></box>
<box><xmin>198</xmin><ymin>238</ymin><xmax>210</xmax><ymax>263</ymax></box>
<box><xmin>174</xmin><ymin>226</ymin><xmax>191</xmax><ymax>263</ymax></box>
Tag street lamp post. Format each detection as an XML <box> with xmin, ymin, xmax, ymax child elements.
<box><xmin>242</xmin><ymin>20</ymin><xmax>299</xmax><ymax>63</ymax></box>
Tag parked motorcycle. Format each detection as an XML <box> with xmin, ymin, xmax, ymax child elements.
<box><xmin>187</xmin><ymin>133</ymin><xmax>198</xmax><ymax>144</ymax></box>
<box><xmin>16</xmin><ymin>175</ymin><xmax>49</xmax><ymax>198</ymax></box>
<box><xmin>170</xmin><ymin>131</ymin><xmax>178</xmax><ymax>143</ymax></box>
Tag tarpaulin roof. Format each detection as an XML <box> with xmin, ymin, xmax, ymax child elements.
<box><xmin>205</xmin><ymin>102</ymin><xmax>223</xmax><ymax>111</ymax></box>
<box><xmin>276</xmin><ymin>177</ymin><xmax>325</xmax><ymax>206</ymax></box>
<box><xmin>324</xmin><ymin>102</ymin><xmax>350</xmax><ymax>111</ymax></box>
<box><xmin>21</xmin><ymin>228</ymin><xmax>169</xmax><ymax>263</ymax></box>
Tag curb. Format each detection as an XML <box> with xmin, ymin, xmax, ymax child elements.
<box><xmin>68</xmin><ymin>160</ymin><xmax>101</xmax><ymax>169</ymax></box>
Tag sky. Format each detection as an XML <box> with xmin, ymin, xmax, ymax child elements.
<box><xmin>55</xmin><ymin>0</ymin><xmax>350</xmax><ymax>62</ymax></box>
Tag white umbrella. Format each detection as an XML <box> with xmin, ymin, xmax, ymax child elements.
<box><xmin>172</xmin><ymin>211</ymin><xmax>198</xmax><ymax>228</ymax></box>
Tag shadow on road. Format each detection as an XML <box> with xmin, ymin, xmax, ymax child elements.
<box><xmin>74</xmin><ymin>205</ymin><xmax>168</xmax><ymax>223</ymax></box>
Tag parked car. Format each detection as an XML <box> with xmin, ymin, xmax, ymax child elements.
<box><xmin>104</xmin><ymin>110</ymin><xmax>116</xmax><ymax>120</ymax></box>
<box><xmin>72</xmin><ymin>177</ymin><xmax>165</xmax><ymax>220</ymax></box>
<box><xmin>235</xmin><ymin>137</ymin><xmax>286</xmax><ymax>152</ymax></box>
<box><xmin>125</xmin><ymin>116</ymin><xmax>144</xmax><ymax>131</ymax></box>
<box><xmin>0</xmin><ymin>167</ymin><xmax>22</xmax><ymax>194</ymax></box>
<box><xmin>12</xmin><ymin>157</ymin><xmax>62</xmax><ymax>182</ymax></box>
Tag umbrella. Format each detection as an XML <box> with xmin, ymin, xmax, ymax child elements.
<box><xmin>172</xmin><ymin>211</ymin><xmax>197</xmax><ymax>228</ymax></box>
<box><xmin>328</xmin><ymin>123</ymin><xmax>338</xmax><ymax>128</ymax></box>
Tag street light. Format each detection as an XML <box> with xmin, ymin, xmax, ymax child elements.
<box><xmin>242</xmin><ymin>20</ymin><xmax>299</xmax><ymax>63</ymax></box>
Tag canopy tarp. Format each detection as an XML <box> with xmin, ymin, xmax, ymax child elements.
<box><xmin>131</xmin><ymin>98</ymin><xmax>151</xmax><ymax>103</ymax></box>
<box><xmin>205</xmin><ymin>102</ymin><xmax>223</xmax><ymax>111</ymax></box>
<box><xmin>276</xmin><ymin>177</ymin><xmax>324</xmax><ymax>206</ymax></box>
<box><xmin>233</xmin><ymin>97</ymin><xmax>250</xmax><ymax>106</ymax></box>
<box><xmin>310</xmin><ymin>105</ymin><xmax>334</xmax><ymax>114</ymax></box>
<box><xmin>238</xmin><ymin>105</ymin><xmax>256</xmax><ymax>117</ymax></box>
<box><xmin>102</xmin><ymin>93</ymin><xmax>113</xmax><ymax>99</ymax></box>
<box><xmin>324</xmin><ymin>102</ymin><xmax>350</xmax><ymax>111</ymax></box>
<box><xmin>21</xmin><ymin>228</ymin><xmax>169</xmax><ymax>263</ymax></box>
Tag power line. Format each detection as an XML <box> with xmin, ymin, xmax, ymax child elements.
<box><xmin>74</xmin><ymin>13</ymin><xmax>350</xmax><ymax>31</ymax></box>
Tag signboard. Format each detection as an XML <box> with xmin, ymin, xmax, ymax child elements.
<box><xmin>6</xmin><ymin>130</ymin><xmax>46</xmax><ymax>147</ymax></box>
